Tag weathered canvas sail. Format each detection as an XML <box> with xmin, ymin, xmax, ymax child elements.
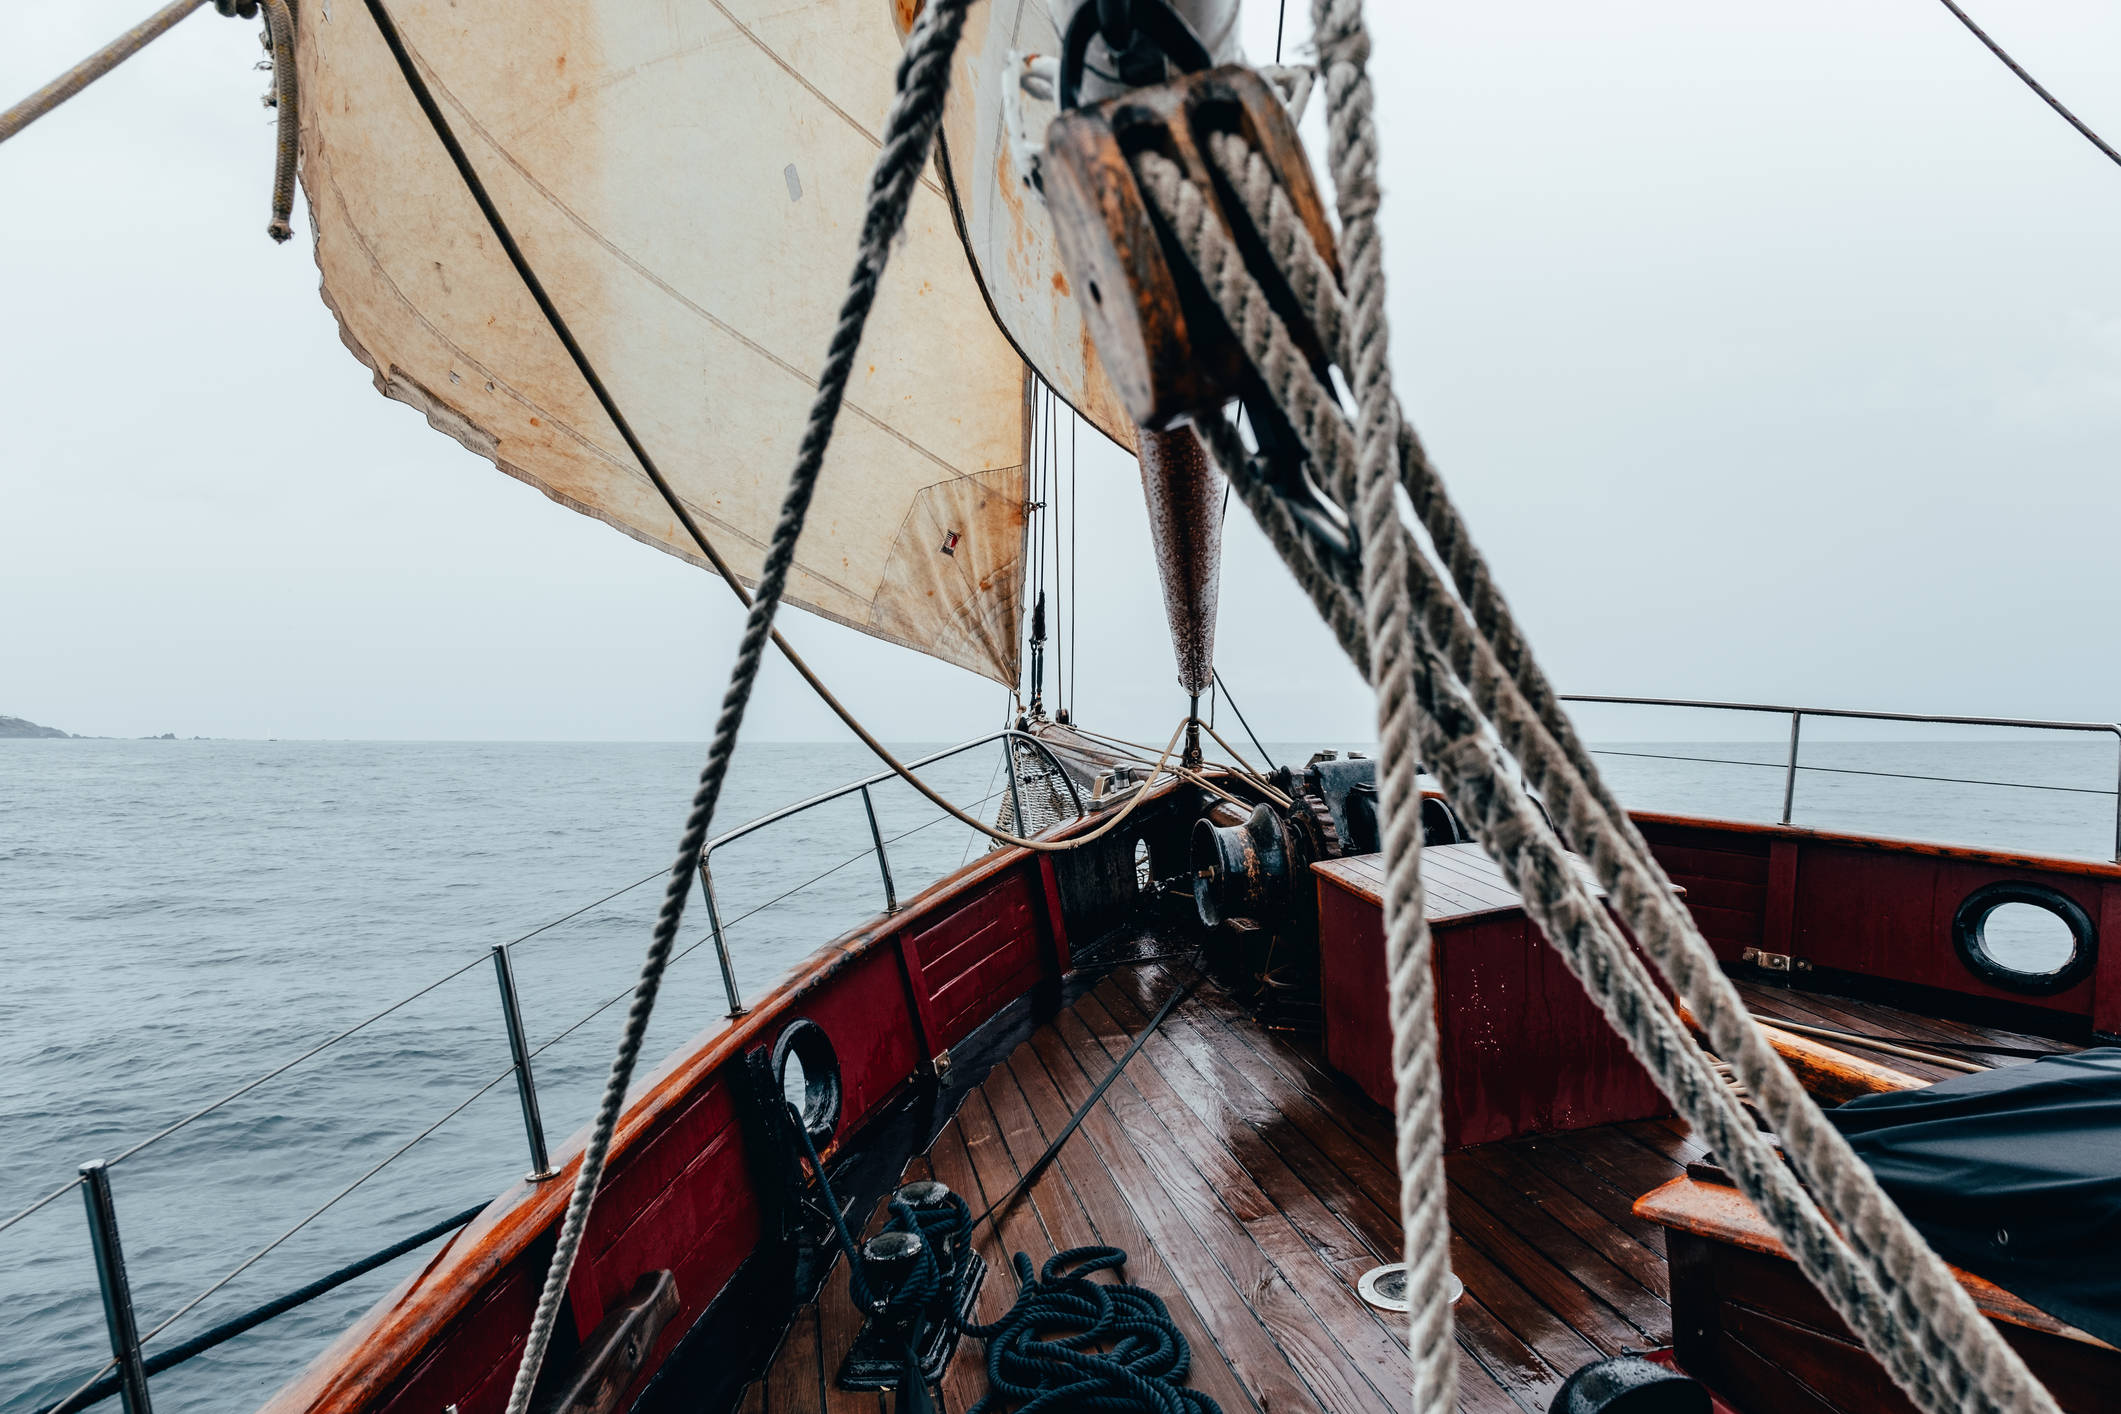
<box><xmin>297</xmin><ymin>0</ymin><xmax>1031</xmax><ymax>685</ymax></box>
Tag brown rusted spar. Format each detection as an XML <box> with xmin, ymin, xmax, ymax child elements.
<box><xmin>1044</xmin><ymin>65</ymin><xmax>1339</xmax><ymax>428</ymax></box>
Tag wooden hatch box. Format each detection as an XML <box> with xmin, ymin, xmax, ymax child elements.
<box><xmin>1314</xmin><ymin>843</ymin><xmax>1672</xmax><ymax>1148</ymax></box>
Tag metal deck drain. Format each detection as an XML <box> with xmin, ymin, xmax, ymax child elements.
<box><xmin>1357</xmin><ymin>1263</ymin><xmax>1464</xmax><ymax>1313</ymax></box>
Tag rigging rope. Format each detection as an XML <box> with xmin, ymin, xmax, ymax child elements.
<box><xmin>1209</xmin><ymin>669</ymin><xmax>1278</xmax><ymax>772</ymax></box>
<box><xmin>1154</xmin><ymin>133</ymin><xmax>2048</xmax><ymax>1413</ymax></box>
<box><xmin>0</xmin><ymin>0</ymin><xmax>298</xmax><ymax>240</ymax></box>
<box><xmin>258</xmin><ymin>0</ymin><xmax>298</xmax><ymax>242</ymax></box>
<box><xmin>1931</xmin><ymin>0</ymin><xmax>2121</xmax><ymax>171</ymax></box>
<box><xmin>0</xmin><ymin>0</ymin><xmax>207</xmax><ymax>145</ymax></box>
<box><xmin>1127</xmin><ymin>0</ymin><xmax>2068</xmax><ymax>1405</ymax></box>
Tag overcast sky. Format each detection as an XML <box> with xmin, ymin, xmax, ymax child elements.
<box><xmin>3</xmin><ymin>1</ymin><xmax>2118</xmax><ymax>742</ymax></box>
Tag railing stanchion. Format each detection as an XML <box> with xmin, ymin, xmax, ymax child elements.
<box><xmin>490</xmin><ymin>946</ymin><xmax>555</xmax><ymax>1181</ymax></box>
<box><xmin>2110</xmin><ymin>727</ymin><xmax>2121</xmax><ymax>863</ymax></box>
<box><xmin>1005</xmin><ymin>741</ymin><xmax>1027</xmax><ymax>839</ymax></box>
<box><xmin>1780</xmin><ymin>710</ymin><xmax>1803</xmax><ymax>826</ymax></box>
<box><xmin>700</xmin><ymin>852</ymin><xmax>744</xmax><ymax>1017</ymax></box>
<box><xmin>80</xmin><ymin>1160</ymin><xmax>153</xmax><ymax>1414</ymax></box>
<box><xmin>860</xmin><ymin>784</ymin><xmax>897</xmax><ymax>912</ymax></box>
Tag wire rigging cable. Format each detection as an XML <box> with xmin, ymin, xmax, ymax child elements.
<box><xmin>1932</xmin><ymin>0</ymin><xmax>2121</xmax><ymax>170</ymax></box>
<box><xmin>1588</xmin><ymin>747</ymin><xmax>2117</xmax><ymax>797</ymax></box>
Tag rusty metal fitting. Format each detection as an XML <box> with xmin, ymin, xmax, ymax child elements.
<box><xmin>1043</xmin><ymin>65</ymin><xmax>1338</xmax><ymax>429</ymax></box>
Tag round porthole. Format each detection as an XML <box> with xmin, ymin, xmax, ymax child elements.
<box><xmin>1952</xmin><ymin>882</ymin><xmax>2095</xmax><ymax>996</ymax></box>
<box><xmin>1134</xmin><ymin>838</ymin><xmax>1154</xmax><ymax>892</ymax></box>
<box><xmin>771</xmin><ymin>1018</ymin><xmax>842</xmax><ymax>1146</ymax></box>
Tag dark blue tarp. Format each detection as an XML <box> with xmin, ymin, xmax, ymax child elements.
<box><xmin>1828</xmin><ymin>1047</ymin><xmax>2121</xmax><ymax>1348</ymax></box>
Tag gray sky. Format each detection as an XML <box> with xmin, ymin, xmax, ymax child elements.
<box><xmin>3</xmin><ymin>1</ymin><xmax>2118</xmax><ymax>742</ymax></box>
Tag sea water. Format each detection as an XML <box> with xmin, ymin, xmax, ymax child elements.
<box><xmin>2</xmin><ymin>734</ymin><xmax>2114</xmax><ymax>1413</ymax></box>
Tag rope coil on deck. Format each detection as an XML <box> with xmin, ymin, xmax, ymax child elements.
<box><xmin>963</xmin><ymin>1248</ymin><xmax>1219</xmax><ymax>1414</ymax></box>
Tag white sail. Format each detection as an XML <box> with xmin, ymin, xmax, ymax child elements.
<box><xmin>297</xmin><ymin>0</ymin><xmax>1032</xmax><ymax>685</ymax></box>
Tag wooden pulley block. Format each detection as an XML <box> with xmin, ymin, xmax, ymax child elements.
<box><xmin>1044</xmin><ymin>65</ymin><xmax>1340</xmax><ymax>430</ymax></box>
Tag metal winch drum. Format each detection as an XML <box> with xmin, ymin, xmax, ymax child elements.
<box><xmin>1190</xmin><ymin>803</ymin><xmax>1291</xmax><ymax>928</ymax></box>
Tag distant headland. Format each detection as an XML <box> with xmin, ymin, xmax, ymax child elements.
<box><xmin>1</xmin><ymin>715</ymin><xmax>73</xmax><ymax>739</ymax></box>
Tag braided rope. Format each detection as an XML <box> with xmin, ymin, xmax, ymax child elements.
<box><xmin>1135</xmin><ymin>97</ymin><xmax>2055</xmax><ymax>1414</ymax></box>
<box><xmin>0</xmin><ymin>0</ymin><xmax>206</xmax><ymax>146</ymax></box>
<box><xmin>260</xmin><ymin>0</ymin><xmax>297</xmax><ymax>242</ymax></box>
<box><xmin>1287</xmin><ymin>9</ymin><xmax>1457</xmax><ymax>1404</ymax></box>
<box><xmin>1204</xmin><ymin>23</ymin><xmax>2057</xmax><ymax>1400</ymax></box>
<box><xmin>497</xmin><ymin>3</ymin><xmax>973</xmax><ymax>1408</ymax></box>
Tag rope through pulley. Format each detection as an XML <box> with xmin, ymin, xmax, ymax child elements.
<box><xmin>1036</xmin><ymin>10</ymin><xmax>2065</xmax><ymax>1412</ymax></box>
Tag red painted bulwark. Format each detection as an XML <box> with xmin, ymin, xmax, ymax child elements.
<box><xmin>1316</xmin><ymin>850</ymin><xmax>1668</xmax><ymax>1148</ymax></box>
<box><xmin>1637</xmin><ymin>814</ymin><xmax>2121</xmax><ymax>1026</ymax></box>
<box><xmin>260</xmin><ymin>830</ymin><xmax>1090</xmax><ymax>1414</ymax></box>
<box><xmin>911</xmin><ymin>869</ymin><xmax>1044</xmax><ymax>1049</ymax></box>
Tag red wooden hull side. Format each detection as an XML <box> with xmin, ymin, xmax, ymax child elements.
<box><xmin>1635</xmin><ymin>814</ymin><xmax>2121</xmax><ymax>1033</ymax></box>
<box><xmin>260</xmin><ymin>839</ymin><xmax>1077</xmax><ymax>1414</ymax></box>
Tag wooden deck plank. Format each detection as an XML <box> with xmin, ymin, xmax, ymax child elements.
<box><xmin>1048</xmin><ymin>1001</ymin><xmax>1394</xmax><ymax>1414</ymax></box>
<box><xmin>980</xmin><ymin>1062</ymin><xmax>1104</xmax><ymax>1256</ymax></box>
<box><xmin>1025</xmin><ymin>1019</ymin><xmax>1329</xmax><ymax>1414</ymax></box>
<box><xmin>1444</xmin><ymin>1163</ymin><xmax>1652</xmax><ymax>1357</ymax></box>
<box><xmin>743</xmin><ymin>961</ymin><xmax>2064</xmax><ymax>1414</ymax></box>
<box><xmin>1109</xmin><ymin>967</ymin><xmax>1623</xmax><ymax>1408</ymax></box>
<box><xmin>1445</xmin><ymin>1155</ymin><xmax>1669</xmax><ymax>1344</ymax></box>
<box><xmin>1458</xmin><ymin>1144</ymin><xmax>1670</xmax><ymax>1302</ymax></box>
<box><xmin>1446</xmin><ymin>1230</ymin><xmax>1598</xmax><ymax>1407</ymax></box>
<box><xmin>1000</xmin><ymin>1046</ymin><xmax>1263</xmax><ymax>1414</ymax></box>
<box><xmin>1074</xmin><ymin>987</ymin><xmax>1413</xmax><ymax>1414</ymax></box>
<box><xmin>959</xmin><ymin>1084</ymin><xmax>1060</xmax><ymax>1269</ymax></box>
<box><xmin>1500</xmin><ymin>1135</ymin><xmax>1670</xmax><ymax>1255</ymax></box>
<box><xmin>1089</xmin><ymin>982</ymin><xmax>1527</xmax><ymax>1414</ymax></box>
<box><xmin>763</xmin><ymin>1304</ymin><xmax>822</xmax><ymax>1414</ymax></box>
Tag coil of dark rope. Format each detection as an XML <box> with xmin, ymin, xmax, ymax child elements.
<box><xmin>963</xmin><ymin>1246</ymin><xmax>1218</xmax><ymax>1414</ymax></box>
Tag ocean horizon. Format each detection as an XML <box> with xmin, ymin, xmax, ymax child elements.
<box><xmin>4</xmin><ymin>733</ymin><xmax>2117</xmax><ymax>1412</ymax></box>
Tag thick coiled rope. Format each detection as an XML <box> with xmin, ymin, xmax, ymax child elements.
<box><xmin>497</xmin><ymin>2</ymin><xmax>975</xmax><ymax>1409</ymax></box>
<box><xmin>963</xmin><ymin>1248</ymin><xmax>1219</xmax><ymax>1414</ymax></box>
<box><xmin>1125</xmin><ymin>0</ymin><xmax>2064</xmax><ymax>1404</ymax></box>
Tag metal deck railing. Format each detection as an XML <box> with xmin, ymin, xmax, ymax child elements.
<box><xmin>1560</xmin><ymin>695</ymin><xmax>2121</xmax><ymax>862</ymax></box>
<box><xmin>6</xmin><ymin>730</ymin><xmax>1083</xmax><ymax>1414</ymax></box>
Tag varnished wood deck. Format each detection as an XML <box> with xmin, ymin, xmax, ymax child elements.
<box><xmin>739</xmin><ymin>963</ymin><xmax>2073</xmax><ymax>1414</ymax></box>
